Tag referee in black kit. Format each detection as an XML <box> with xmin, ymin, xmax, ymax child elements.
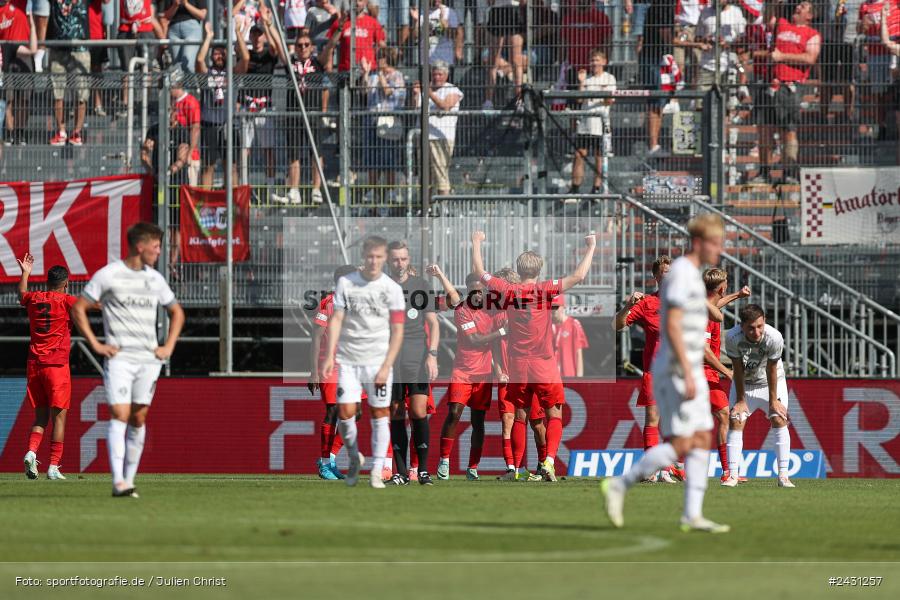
<box><xmin>385</xmin><ymin>241</ymin><xmax>439</xmax><ymax>486</ymax></box>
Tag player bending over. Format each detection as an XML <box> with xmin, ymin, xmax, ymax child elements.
<box><xmin>309</xmin><ymin>264</ymin><xmax>361</xmax><ymax>480</ymax></box>
<box><xmin>722</xmin><ymin>304</ymin><xmax>795</xmax><ymax>488</ymax></box>
<box><xmin>702</xmin><ymin>268</ymin><xmax>751</xmax><ymax>483</ymax></box>
<box><xmin>72</xmin><ymin>223</ymin><xmax>185</xmax><ymax>498</ymax></box>
<box><xmin>19</xmin><ymin>255</ymin><xmax>76</xmax><ymax>481</ymax></box>
<box><xmin>321</xmin><ymin>236</ymin><xmax>405</xmax><ymax>488</ymax></box>
<box><xmin>472</xmin><ymin>229</ymin><xmax>597</xmax><ymax>482</ymax></box>
<box><xmin>428</xmin><ymin>267</ymin><xmax>508</xmax><ymax>481</ymax></box>
<box><xmin>602</xmin><ymin>214</ymin><xmax>730</xmax><ymax>533</ymax></box>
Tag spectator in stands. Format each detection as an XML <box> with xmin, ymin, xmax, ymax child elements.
<box><xmin>569</xmin><ymin>49</ymin><xmax>615</xmax><ymax>196</ymax></box>
<box><xmin>233</xmin><ymin>0</ymin><xmax>260</xmax><ymax>42</ymax></box>
<box><xmin>28</xmin><ymin>0</ymin><xmax>48</xmax><ymax>72</ymax></box>
<box><xmin>161</xmin><ymin>0</ymin><xmax>208</xmax><ymax>73</ymax></box>
<box><xmin>197</xmin><ymin>20</ymin><xmax>248</xmax><ymax>187</ymax></box>
<box><xmin>483</xmin><ymin>0</ymin><xmax>526</xmax><ymax>109</ymax></box>
<box><xmin>639</xmin><ymin>0</ymin><xmax>673</xmax><ymax>156</ymax></box>
<box><xmin>87</xmin><ymin>0</ymin><xmax>108</xmax><ymax>118</ymax></box>
<box><xmin>141</xmin><ymin>68</ymin><xmax>201</xmax><ymax>185</ymax></box>
<box><xmin>820</xmin><ymin>0</ymin><xmax>861</xmax><ymax>124</ymax></box>
<box><xmin>413</xmin><ymin>60</ymin><xmax>462</xmax><ymax>196</ymax></box>
<box><xmin>306</xmin><ymin>0</ymin><xmax>340</xmax><ymax>54</ymax></box>
<box><xmin>560</xmin><ymin>0</ymin><xmax>612</xmax><ymax>95</ymax></box>
<box><xmin>693</xmin><ymin>0</ymin><xmax>746</xmax><ymax>91</ymax></box>
<box><xmin>241</xmin><ymin>5</ymin><xmax>281</xmax><ymax>190</ymax></box>
<box><xmin>410</xmin><ymin>0</ymin><xmax>463</xmax><ymax>73</ymax></box>
<box><xmin>0</xmin><ymin>3</ymin><xmax>36</xmax><ymax>147</ymax></box>
<box><xmin>859</xmin><ymin>0</ymin><xmax>894</xmax><ymax>137</ymax></box>
<box><xmin>362</xmin><ymin>46</ymin><xmax>406</xmax><ymax>202</ymax></box>
<box><xmin>322</xmin><ymin>0</ymin><xmax>386</xmax><ymax>72</ymax></box>
<box><xmin>752</xmin><ymin>0</ymin><xmax>820</xmax><ymax>184</ymax></box>
<box><xmin>673</xmin><ymin>0</ymin><xmax>702</xmax><ymax>84</ymax></box>
<box><xmin>879</xmin><ymin>2</ymin><xmax>900</xmax><ymax>160</ymax></box>
<box><xmin>551</xmin><ymin>295</ymin><xmax>588</xmax><ymax>377</ymax></box>
<box><xmin>273</xmin><ymin>29</ymin><xmax>330</xmax><ymax>204</ymax></box>
<box><xmin>117</xmin><ymin>0</ymin><xmax>165</xmax><ymax>114</ymax></box>
<box><xmin>47</xmin><ymin>0</ymin><xmax>92</xmax><ymax>146</ymax></box>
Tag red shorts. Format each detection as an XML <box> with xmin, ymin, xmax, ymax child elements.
<box><xmin>637</xmin><ymin>372</ymin><xmax>655</xmax><ymax>407</ymax></box>
<box><xmin>406</xmin><ymin>390</ymin><xmax>436</xmax><ymax>415</ymax></box>
<box><xmin>447</xmin><ymin>381</ymin><xmax>492</xmax><ymax>411</ymax></box>
<box><xmin>320</xmin><ymin>381</ymin><xmax>338</xmax><ymax>405</ymax></box>
<box><xmin>508</xmin><ymin>380</ymin><xmax>564</xmax><ymax>411</ymax></box>
<box><xmin>497</xmin><ymin>383</ymin><xmax>545</xmax><ymax>419</ymax></box>
<box><xmin>709</xmin><ymin>377</ymin><xmax>731</xmax><ymax>412</ymax></box>
<box><xmin>26</xmin><ymin>362</ymin><xmax>71</xmax><ymax>410</ymax></box>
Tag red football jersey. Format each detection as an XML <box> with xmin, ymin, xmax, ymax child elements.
<box><xmin>624</xmin><ymin>292</ymin><xmax>661</xmax><ymax>371</ymax></box>
<box><xmin>314</xmin><ymin>293</ymin><xmax>336</xmax><ymax>365</ymax></box>
<box><xmin>20</xmin><ymin>291</ymin><xmax>77</xmax><ymax>366</ymax></box>
<box><xmin>482</xmin><ymin>275</ymin><xmax>561</xmax><ymax>359</ymax></box>
<box><xmin>552</xmin><ymin>316</ymin><xmax>589</xmax><ymax>378</ymax></box>
<box><xmin>704</xmin><ymin>319</ymin><xmax>722</xmax><ymax>383</ymax></box>
<box><xmin>451</xmin><ymin>303</ymin><xmax>495</xmax><ymax>382</ymax></box>
<box><xmin>493</xmin><ymin>313</ymin><xmax>509</xmax><ymax>376</ymax></box>
<box><xmin>773</xmin><ymin>18</ymin><xmax>820</xmax><ymax>83</ymax></box>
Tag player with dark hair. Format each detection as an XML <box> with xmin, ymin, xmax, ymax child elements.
<box><xmin>385</xmin><ymin>240</ymin><xmax>439</xmax><ymax>486</ymax></box>
<box><xmin>723</xmin><ymin>303</ymin><xmax>795</xmax><ymax>488</ymax></box>
<box><xmin>19</xmin><ymin>254</ymin><xmax>76</xmax><ymax>481</ymax></box>
<box><xmin>72</xmin><ymin>222</ymin><xmax>185</xmax><ymax>498</ymax></box>
<box><xmin>472</xmin><ymin>229</ymin><xmax>597</xmax><ymax>482</ymax></box>
<box><xmin>428</xmin><ymin>267</ymin><xmax>507</xmax><ymax>481</ymax></box>
<box><xmin>309</xmin><ymin>264</ymin><xmax>360</xmax><ymax>480</ymax></box>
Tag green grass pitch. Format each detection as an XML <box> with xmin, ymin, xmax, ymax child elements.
<box><xmin>1</xmin><ymin>475</ymin><xmax>899</xmax><ymax>600</ymax></box>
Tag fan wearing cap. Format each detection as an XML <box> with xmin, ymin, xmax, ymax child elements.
<box><xmin>551</xmin><ymin>295</ymin><xmax>589</xmax><ymax>378</ymax></box>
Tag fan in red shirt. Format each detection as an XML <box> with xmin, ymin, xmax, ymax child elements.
<box><xmin>613</xmin><ymin>255</ymin><xmax>670</xmax><ymax>453</ymax></box>
<box><xmin>322</xmin><ymin>0</ymin><xmax>386</xmax><ymax>72</ymax></box>
<box><xmin>427</xmin><ymin>269</ymin><xmax>508</xmax><ymax>480</ymax></box>
<box><xmin>561</xmin><ymin>0</ymin><xmax>612</xmax><ymax>72</ymax></box>
<box><xmin>702</xmin><ymin>268</ymin><xmax>751</xmax><ymax>482</ymax></box>
<box><xmin>309</xmin><ymin>265</ymin><xmax>361</xmax><ymax>481</ymax></box>
<box><xmin>551</xmin><ymin>295</ymin><xmax>589</xmax><ymax>377</ymax></box>
<box><xmin>18</xmin><ymin>254</ymin><xmax>77</xmax><ymax>481</ymax></box>
<box><xmin>472</xmin><ymin>229</ymin><xmax>597</xmax><ymax>482</ymax></box>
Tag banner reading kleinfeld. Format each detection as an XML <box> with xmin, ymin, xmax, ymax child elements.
<box><xmin>801</xmin><ymin>167</ymin><xmax>900</xmax><ymax>245</ymax></box>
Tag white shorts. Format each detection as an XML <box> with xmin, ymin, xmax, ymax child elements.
<box><xmin>728</xmin><ymin>377</ymin><xmax>789</xmax><ymax>421</ymax></box>
<box><xmin>338</xmin><ymin>363</ymin><xmax>393</xmax><ymax>408</ymax></box>
<box><xmin>654</xmin><ymin>373</ymin><xmax>714</xmax><ymax>439</ymax></box>
<box><xmin>242</xmin><ymin>112</ymin><xmax>275</xmax><ymax>150</ymax></box>
<box><xmin>103</xmin><ymin>359</ymin><xmax>163</xmax><ymax>406</ymax></box>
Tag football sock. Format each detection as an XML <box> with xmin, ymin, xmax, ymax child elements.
<box><xmin>320</xmin><ymin>423</ymin><xmax>334</xmax><ymax>460</ymax></box>
<box><xmin>338</xmin><ymin>417</ymin><xmax>358</xmax><ymax>458</ymax></box>
<box><xmin>683</xmin><ymin>448</ymin><xmax>709</xmax><ymax>521</ymax></box>
<box><xmin>643</xmin><ymin>425</ymin><xmax>659</xmax><ymax>450</ymax></box>
<box><xmin>440</xmin><ymin>436</ymin><xmax>454</xmax><ymax>460</ymax></box>
<box><xmin>370</xmin><ymin>416</ymin><xmax>390</xmax><ymax>477</ymax></box>
<box><xmin>623</xmin><ymin>442</ymin><xmax>677</xmax><ymax>489</ymax></box>
<box><xmin>410</xmin><ymin>438</ymin><xmax>419</xmax><ymax>471</ymax></box>
<box><xmin>49</xmin><ymin>441</ymin><xmax>64</xmax><ymax>467</ymax></box>
<box><xmin>727</xmin><ymin>429</ymin><xmax>744</xmax><ymax>476</ymax></box>
<box><xmin>717</xmin><ymin>443</ymin><xmax>728</xmax><ymax>474</ymax></box>
<box><xmin>468</xmin><ymin>444</ymin><xmax>483</xmax><ymax>469</ymax></box>
<box><xmin>412</xmin><ymin>417</ymin><xmax>429</xmax><ymax>472</ymax></box>
<box><xmin>390</xmin><ymin>420</ymin><xmax>408</xmax><ymax>475</ymax></box>
<box><xmin>774</xmin><ymin>425</ymin><xmax>791</xmax><ymax>476</ymax></box>
<box><xmin>546</xmin><ymin>417</ymin><xmax>563</xmax><ymax>460</ymax></box>
<box><xmin>502</xmin><ymin>438</ymin><xmax>514</xmax><ymax>470</ymax></box>
<box><xmin>512</xmin><ymin>420</ymin><xmax>527</xmax><ymax>468</ymax></box>
<box><xmin>537</xmin><ymin>444</ymin><xmax>548</xmax><ymax>464</ymax></box>
<box><xmin>28</xmin><ymin>430</ymin><xmax>43</xmax><ymax>453</ymax></box>
<box><xmin>107</xmin><ymin>419</ymin><xmax>127</xmax><ymax>486</ymax></box>
<box><xmin>330</xmin><ymin>431</ymin><xmax>344</xmax><ymax>457</ymax></box>
<box><xmin>123</xmin><ymin>425</ymin><xmax>146</xmax><ymax>487</ymax></box>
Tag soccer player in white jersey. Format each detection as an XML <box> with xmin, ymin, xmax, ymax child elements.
<box><xmin>320</xmin><ymin>235</ymin><xmax>405</xmax><ymax>489</ymax></box>
<box><xmin>722</xmin><ymin>304</ymin><xmax>795</xmax><ymax>488</ymax></box>
<box><xmin>602</xmin><ymin>213</ymin><xmax>730</xmax><ymax>533</ymax></box>
<box><xmin>71</xmin><ymin>223</ymin><xmax>184</xmax><ymax>498</ymax></box>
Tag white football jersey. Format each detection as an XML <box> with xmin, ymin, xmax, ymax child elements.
<box><xmin>725</xmin><ymin>323</ymin><xmax>785</xmax><ymax>386</ymax></box>
<box><xmin>333</xmin><ymin>271</ymin><xmax>405</xmax><ymax>366</ymax></box>
<box><xmin>652</xmin><ymin>256</ymin><xmax>708</xmax><ymax>380</ymax></box>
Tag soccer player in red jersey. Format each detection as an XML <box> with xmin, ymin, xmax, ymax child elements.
<box><xmin>428</xmin><ymin>268</ymin><xmax>508</xmax><ymax>480</ymax></box>
<box><xmin>309</xmin><ymin>265</ymin><xmax>360</xmax><ymax>480</ymax></box>
<box><xmin>18</xmin><ymin>254</ymin><xmax>76</xmax><ymax>481</ymax></box>
<box><xmin>551</xmin><ymin>295</ymin><xmax>589</xmax><ymax>377</ymax></box>
<box><xmin>702</xmin><ymin>268</ymin><xmax>751</xmax><ymax>482</ymax></box>
<box><xmin>472</xmin><ymin>229</ymin><xmax>597</xmax><ymax>482</ymax></box>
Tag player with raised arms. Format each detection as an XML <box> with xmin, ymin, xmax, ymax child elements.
<box><xmin>320</xmin><ymin>236</ymin><xmax>405</xmax><ymax>488</ymax></box>
<box><xmin>471</xmin><ymin>229</ymin><xmax>597</xmax><ymax>482</ymax></box>
<box><xmin>722</xmin><ymin>304</ymin><xmax>795</xmax><ymax>488</ymax></box>
<box><xmin>19</xmin><ymin>254</ymin><xmax>76</xmax><ymax>481</ymax></box>
<box><xmin>602</xmin><ymin>214</ymin><xmax>730</xmax><ymax>533</ymax></box>
<box><xmin>72</xmin><ymin>222</ymin><xmax>185</xmax><ymax>498</ymax></box>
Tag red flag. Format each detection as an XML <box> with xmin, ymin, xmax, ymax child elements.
<box><xmin>179</xmin><ymin>185</ymin><xmax>251</xmax><ymax>263</ymax></box>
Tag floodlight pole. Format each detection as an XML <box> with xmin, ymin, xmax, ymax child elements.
<box><xmin>224</xmin><ymin>2</ymin><xmax>235</xmax><ymax>374</ymax></box>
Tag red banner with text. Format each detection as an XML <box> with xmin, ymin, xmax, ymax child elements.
<box><xmin>0</xmin><ymin>175</ymin><xmax>152</xmax><ymax>282</ymax></box>
<box><xmin>0</xmin><ymin>378</ymin><xmax>897</xmax><ymax>477</ymax></box>
<box><xmin>179</xmin><ymin>185</ymin><xmax>250</xmax><ymax>263</ymax></box>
